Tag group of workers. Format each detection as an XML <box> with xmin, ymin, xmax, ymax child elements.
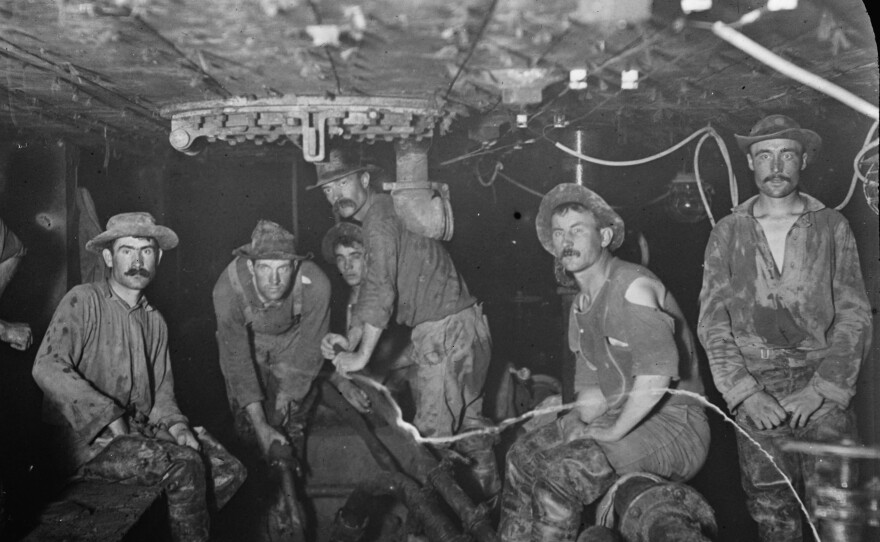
<box><xmin>0</xmin><ymin>113</ymin><xmax>869</xmax><ymax>542</ymax></box>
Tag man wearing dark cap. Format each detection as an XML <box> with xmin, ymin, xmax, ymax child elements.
<box><xmin>311</xmin><ymin>147</ymin><xmax>499</xmax><ymax>502</ymax></box>
<box><xmin>499</xmin><ymin>184</ymin><xmax>709</xmax><ymax>542</ymax></box>
<box><xmin>698</xmin><ymin>115</ymin><xmax>872</xmax><ymax>541</ymax></box>
<box><xmin>213</xmin><ymin>220</ymin><xmax>335</xmax><ymax>455</ymax></box>
<box><xmin>32</xmin><ymin>212</ymin><xmax>246</xmax><ymax>542</ymax></box>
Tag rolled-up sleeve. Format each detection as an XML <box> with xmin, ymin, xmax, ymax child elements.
<box><xmin>698</xmin><ymin>223</ymin><xmax>762</xmax><ymax>410</ymax></box>
<box><xmin>810</xmin><ymin>219</ymin><xmax>872</xmax><ymax>407</ymax></box>
<box><xmin>353</xmin><ymin>213</ymin><xmax>398</xmax><ymax>330</ymax></box>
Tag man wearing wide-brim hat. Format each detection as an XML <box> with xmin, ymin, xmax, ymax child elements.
<box><xmin>698</xmin><ymin>114</ymin><xmax>872</xmax><ymax>542</ymax></box>
<box><xmin>33</xmin><ymin>212</ymin><xmax>246</xmax><ymax>542</ymax></box>
<box><xmin>499</xmin><ymin>184</ymin><xmax>710</xmax><ymax>542</ymax></box>
<box><xmin>213</xmin><ymin>220</ymin><xmax>334</xmax><ymax>454</ymax></box>
<box><xmin>312</xmin><ymin>145</ymin><xmax>500</xmax><ymax>503</ymax></box>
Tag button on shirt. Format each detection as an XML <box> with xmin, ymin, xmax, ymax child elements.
<box><xmin>698</xmin><ymin>193</ymin><xmax>872</xmax><ymax>411</ymax></box>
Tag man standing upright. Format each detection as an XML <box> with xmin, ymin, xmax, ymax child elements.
<box><xmin>499</xmin><ymin>183</ymin><xmax>709</xmax><ymax>541</ymax></box>
<box><xmin>32</xmin><ymin>212</ymin><xmax>245</xmax><ymax>542</ymax></box>
<box><xmin>698</xmin><ymin>114</ymin><xmax>872</xmax><ymax>541</ymax></box>
<box><xmin>313</xmin><ymin>147</ymin><xmax>499</xmax><ymax>501</ymax></box>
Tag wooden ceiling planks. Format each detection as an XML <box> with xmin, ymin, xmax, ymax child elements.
<box><xmin>0</xmin><ymin>0</ymin><xmax>875</xmax><ymax>153</ymax></box>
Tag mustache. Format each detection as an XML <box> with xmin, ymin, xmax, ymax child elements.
<box><xmin>763</xmin><ymin>174</ymin><xmax>791</xmax><ymax>184</ymax></box>
<box><xmin>124</xmin><ymin>268</ymin><xmax>152</xmax><ymax>278</ymax></box>
<box><xmin>333</xmin><ymin>198</ymin><xmax>357</xmax><ymax>214</ymax></box>
<box><xmin>561</xmin><ymin>248</ymin><xmax>580</xmax><ymax>258</ymax></box>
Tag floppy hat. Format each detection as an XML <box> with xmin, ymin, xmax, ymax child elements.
<box><xmin>735</xmin><ymin>114</ymin><xmax>822</xmax><ymax>157</ymax></box>
<box><xmin>321</xmin><ymin>221</ymin><xmax>363</xmax><ymax>264</ymax></box>
<box><xmin>535</xmin><ymin>183</ymin><xmax>625</xmax><ymax>253</ymax></box>
<box><xmin>85</xmin><ymin>212</ymin><xmax>178</xmax><ymax>254</ymax></box>
<box><xmin>307</xmin><ymin>147</ymin><xmax>370</xmax><ymax>190</ymax></box>
<box><xmin>233</xmin><ymin>220</ymin><xmax>306</xmax><ymax>260</ymax></box>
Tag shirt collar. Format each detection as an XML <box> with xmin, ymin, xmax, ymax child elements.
<box><xmin>99</xmin><ymin>279</ymin><xmax>154</xmax><ymax>311</ymax></box>
<box><xmin>732</xmin><ymin>192</ymin><xmax>825</xmax><ymax>224</ymax></box>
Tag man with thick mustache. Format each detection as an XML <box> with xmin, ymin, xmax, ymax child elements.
<box><xmin>33</xmin><ymin>212</ymin><xmax>245</xmax><ymax>542</ymax></box>
<box><xmin>312</xmin><ymin>147</ymin><xmax>499</xmax><ymax>502</ymax></box>
<box><xmin>499</xmin><ymin>184</ymin><xmax>708</xmax><ymax>541</ymax></box>
<box><xmin>698</xmin><ymin>115</ymin><xmax>872</xmax><ymax>542</ymax></box>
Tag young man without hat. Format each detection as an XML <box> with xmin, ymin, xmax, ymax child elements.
<box><xmin>32</xmin><ymin>212</ymin><xmax>246</xmax><ymax>542</ymax></box>
<box><xmin>312</xmin><ymin>147</ymin><xmax>500</xmax><ymax>502</ymax></box>
<box><xmin>499</xmin><ymin>184</ymin><xmax>709</xmax><ymax>541</ymax></box>
<box><xmin>698</xmin><ymin>114</ymin><xmax>872</xmax><ymax>541</ymax></box>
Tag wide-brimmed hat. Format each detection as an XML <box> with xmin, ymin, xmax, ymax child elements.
<box><xmin>233</xmin><ymin>220</ymin><xmax>306</xmax><ymax>260</ymax></box>
<box><xmin>85</xmin><ymin>212</ymin><xmax>178</xmax><ymax>254</ymax></box>
<box><xmin>321</xmin><ymin>221</ymin><xmax>363</xmax><ymax>264</ymax></box>
<box><xmin>735</xmin><ymin>114</ymin><xmax>822</xmax><ymax>157</ymax></box>
<box><xmin>307</xmin><ymin>147</ymin><xmax>371</xmax><ymax>191</ymax></box>
<box><xmin>535</xmin><ymin>183</ymin><xmax>625</xmax><ymax>253</ymax></box>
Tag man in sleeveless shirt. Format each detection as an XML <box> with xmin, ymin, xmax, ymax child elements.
<box><xmin>698</xmin><ymin>115</ymin><xmax>872</xmax><ymax>542</ymax></box>
<box><xmin>499</xmin><ymin>184</ymin><xmax>709</xmax><ymax>542</ymax></box>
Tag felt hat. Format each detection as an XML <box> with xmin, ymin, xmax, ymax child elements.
<box><xmin>735</xmin><ymin>114</ymin><xmax>821</xmax><ymax>157</ymax></box>
<box><xmin>233</xmin><ymin>220</ymin><xmax>306</xmax><ymax>260</ymax></box>
<box><xmin>307</xmin><ymin>147</ymin><xmax>370</xmax><ymax>190</ymax></box>
<box><xmin>85</xmin><ymin>212</ymin><xmax>178</xmax><ymax>254</ymax></box>
<box><xmin>321</xmin><ymin>221</ymin><xmax>363</xmax><ymax>264</ymax></box>
<box><xmin>535</xmin><ymin>183</ymin><xmax>625</xmax><ymax>253</ymax></box>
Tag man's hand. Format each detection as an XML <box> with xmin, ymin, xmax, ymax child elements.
<box><xmin>322</xmin><ymin>333</ymin><xmax>349</xmax><ymax>360</ymax></box>
<box><xmin>581</xmin><ymin>417</ymin><xmax>622</xmax><ymax>442</ymax></box>
<box><xmin>330</xmin><ymin>373</ymin><xmax>371</xmax><ymax>413</ymax></box>
<box><xmin>254</xmin><ymin>422</ymin><xmax>289</xmax><ymax>458</ymax></box>
<box><xmin>333</xmin><ymin>351</ymin><xmax>369</xmax><ymax>376</ymax></box>
<box><xmin>780</xmin><ymin>386</ymin><xmax>824</xmax><ymax>429</ymax></box>
<box><xmin>107</xmin><ymin>416</ymin><xmax>129</xmax><ymax>438</ymax></box>
<box><xmin>741</xmin><ymin>391</ymin><xmax>787</xmax><ymax>430</ymax></box>
<box><xmin>169</xmin><ymin>422</ymin><xmax>201</xmax><ymax>451</ymax></box>
<box><xmin>559</xmin><ymin>410</ymin><xmax>591</xmax><ymax>443</ymax></box>
<box><xmin>0</xmin><ymin>320</ymin><xmax>32</xmax><ymax>351</ymax></box>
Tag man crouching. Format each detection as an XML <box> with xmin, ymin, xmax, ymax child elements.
<box><xmin>32</xmin><ymin>212</ymin><xmax>245</xmax><ymax>542</ymax></box>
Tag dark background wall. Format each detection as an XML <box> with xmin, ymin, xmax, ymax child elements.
<box><xmin>0</xmin><ymin>107</ymin><xmax>877</xmax><ymax>541</ymax></box>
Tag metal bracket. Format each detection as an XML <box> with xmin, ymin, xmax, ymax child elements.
<box><xmin>162</xmin><ymin>96</ymin><xmax>451</xmax><ymax>161</ymax></box>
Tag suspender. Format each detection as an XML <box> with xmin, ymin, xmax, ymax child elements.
<box><xmin>227</xmin><ymin>258</ymin><xmax>303</xmax><ymax>325</ymax></box>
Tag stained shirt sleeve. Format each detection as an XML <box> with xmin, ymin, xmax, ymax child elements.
<box><xmin>809</xmin><ymin>219</ymin><xmax>872</xmax><ymax>407</ymax></box>
<box><xmin>147</xmin><ymin>317</ymin><xmax>188</xmax><ymax>428</ymax></box>
<box><xmin>698</xmin><ymin>222</ymin><xmax>762</xmax><ymax>411</ymax></box>
<box><xmin>353</xmin><ymin>211</ymin><xmax>399</xmax><ymax>329</ymax></box>
<box><xmin>32</xmin><ymin>288</ymin><xmax>126</xmax><ymax>443</ymax></box>
<box><xmin>213</xmin><ymin>270</ymin><xmax>265</xmax><ymax>409</ymax></box>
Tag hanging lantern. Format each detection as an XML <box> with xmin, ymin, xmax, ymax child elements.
<box><xmin>665</xmin><ymin>172</ymin><xmax>713</xmax><ymax>223</ymax></box>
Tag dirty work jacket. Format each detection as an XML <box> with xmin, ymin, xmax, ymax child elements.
<box><xmin>353</xmin><ymin>194</ymin><xmax>475</xmax><ymax>330</ymax></box>
<box><xmin>698</xmin><ymin>193</ymin><xmax>872</xmax><ymax>411</ymax></box>
<box><xmin>0</xmin><ymin>217</ymin><xmax>25</xmax><ymax>263</ymax></box>
<box><xmin>213</xmin><ymin>258</ymin><xmax>330</xmax><ymax>411</ymax></box>
<box><xmin>32</xmin><ymin>280</ymin><xmax>187</xmax><ymax>466</ymax></box>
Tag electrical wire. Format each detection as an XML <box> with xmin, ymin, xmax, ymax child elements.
<box><xmin>711</xmin><ymin>21</ymin><xmax>879</xmax><ymax>120</ymax></box>
<box><xmin>832</xmin><ymin>120</ymin><xmax>878</xmax><ymax>210</ymax></box>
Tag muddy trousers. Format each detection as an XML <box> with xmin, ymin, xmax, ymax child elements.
<box><xmin>736</xmin><ymin>404</ymin><xmax>856</xmax><ymax>542</ymax></box>
<box><xmin>498</xmin><ymin>421</ymin><xmax>618</xmax><ymax>542</ymax></box>
<box><xmin>80</xmin><ymin>433</ymin><xmax>246</xmax><ymax>542</ymax></box>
